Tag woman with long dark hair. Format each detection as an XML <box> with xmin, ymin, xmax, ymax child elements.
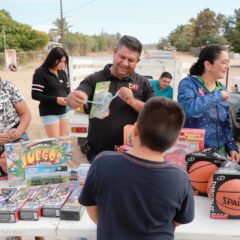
<box><xmin>32</xmin><ymin>47</ymin><xmax>70</xmax><ymax>137</ymax></box>
<box><xmin>178</xmin><ymin>45</ymin><xmax>239</xmax><ymax>162</ymax></box>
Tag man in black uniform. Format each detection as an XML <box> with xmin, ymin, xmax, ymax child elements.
<box><xmin>67</xmin><ymin>35</ymin><xmax>154</xmax><ymax>161</ymax></box>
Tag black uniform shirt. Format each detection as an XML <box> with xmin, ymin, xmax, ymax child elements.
<box><xmin>77</xmin><ymin>64</ymin><xmax>154</xmax><ymax>155</ymax></box>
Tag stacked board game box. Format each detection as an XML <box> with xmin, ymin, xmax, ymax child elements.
<box><xmin>0</xmin><ymin>186</ymin><xmax>37</xmax><ymax>222</ymax></box>
<box><xmin>42</xmin><ymin>183</ymin><xmax>75</xmax><ymax>218</ymax></box>
<box><xmin>20</xmin><ymin>184</ymin><xmax>58</xmax><ymax>220</ymax></box>
<box><xmin>0</xmin><ymin>187</ymin><xmax>18</xmax><ymax>205</ymax></box>
<box><xmin>60</xmin><ymin>184</ymin><xmax>83</xmax><ymax>221</ymax></box>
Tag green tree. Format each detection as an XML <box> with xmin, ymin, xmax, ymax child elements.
<box><xmin>223</xmin><ymin>8</ymin><xmax>240</xmax><ymax>53</ymax></box>
<box><xmin>192</xmin><ymin>8</ymin><xmax>226</xmax><ymax>47</ymax></box>
<box><xmin>53</xmin><ymin>18</ymin><xmax>72</xmax><ymax>35</ymax></box>
<box><xmin>0</xmin><ymin>9</ymin><xmax>49</xmax><ymax>51</ymax></box>
<box><xmin>168</xmin><ymin>24</ymin><xmax>194</xmax><ymax>51</ymax></box>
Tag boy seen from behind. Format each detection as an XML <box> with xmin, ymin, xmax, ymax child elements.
<box><xmin>79</xmin><ymin>97</ymin><xmax>194</xmax><ymax>240</ymax></box>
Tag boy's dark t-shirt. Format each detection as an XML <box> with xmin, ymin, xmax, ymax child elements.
<box><xmin>79</xmin><ymin>151</ymin><xmax>194</xmax><ymax>240</ymax></box>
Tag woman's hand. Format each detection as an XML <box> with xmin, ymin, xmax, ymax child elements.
<box><xmin>8</xmin><ymin>128</ymin><xmax>22</xmax><ymax>142</ymax></box>
<box><xmin>229</xmin><ymin>150</ymin><xmax>240</xmax><ymax>163</ymax></box>
<box><xmin>0</xmin><ymin>132</ymin><xmax>9</xmax><ymax>145</ymax></box>
<box><xmin>221</xmin><ymin>91</ymin><xmax>230</xmax><ymax>102</ymax></box>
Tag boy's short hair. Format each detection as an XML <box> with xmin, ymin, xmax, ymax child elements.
<box><xmin>160</xmin><ymin>71</ymin><xmax>172</xmax><ymax>79</ymax></box>
<box><xmin>117</xmin><ymin>35</ymin><xmax>142</xmax><ymax>55</ymax></box>
<box><xmin>137</xmin><ymin>97</ymin><xmax>185</xmax><ymax>152</ymax></box>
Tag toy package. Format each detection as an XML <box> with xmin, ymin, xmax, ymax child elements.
<box><xmin>163</xmin><ymin>128</ymin><xmax>205</xmax><ymax>169</ymax></box>
<box><xmin>0</xmin><ymin>187</ymin><xmax>18</xmax><ymax>205</ymax></box>
<box><xmin>20</xmin><ymin>184</ymin><xmax>58</xmax><ymax>220</ymax></box>
<box><xmin>60</xmin><ymin>184</ymin><xmax>83</xmax><ymax>221</ymax></box>
<box><xmin>5</xmin><ymin>137</ymin><xmax>72</xmax><ymax>186</ymax></box>
<box><xmin>42</xmin><ymin>183</ymin><xmax>75</xmax><ymax>218</ymax></box>
<box><xmin>26</xmin><ymin>165</ymin><xmax>69</xmax><ymax>186</ymax></box>
<box><xmin>0</xmin><ymin>186</ymin><xmax>37</xmax><ymax>222</ymax></box>
<box><xmin>123</xmin><ymin>124</ymin><xmax>134</xmax><ymax>146</ymax></box>
<box><xmin>210</xmin><ymin>161</ymin><xmax>240</xmax><ymax>219</ymax></box>
<box><xmin>89</xmin><ymin>81</ymin><xmax>111</xmax><ymax>119</ymax></box>
<box><xmin>69</xmin><ymin>163</ymin><xmax>90</xmax><ymax>185</ymax></box>
<box><xmin>115</xmin><ymin>145</ymin><xmax>133</xmax><ymax>153</ymax></box>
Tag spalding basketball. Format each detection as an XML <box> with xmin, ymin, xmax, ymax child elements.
<box><xmin>188</xmin><ymin>161</ymin><xmax>218</xmax><ymax>194</ymax></box>
<box><xmin>216</xmin><ymin>179</ymin><xmax>240</xmax><ymax>216</ymax></box>
<box><xmin>207</xmin><ymin>175</ymin><xmax>214</xmax><ymax>199</ymax></box>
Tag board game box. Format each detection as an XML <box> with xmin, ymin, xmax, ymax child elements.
<box><xmin>5</xmin><ymin>137</ymin><xmax>72</xmax><ymax>186</ymax></box>
<box><xmin>25</xmin><ymin>165</ymin><xmax>69</xmax><ymax>186</ymax></box>
<box><xmin>0</xmin><ymin>187</ymin><xmax>18</xmax><ymax>205</ymax></box>
<box><xmin>210</xmin><ymin>161</ymin><xmax>240</xmax><ymax>219</ymax></box>
<box><xmin>42</xmin><ymin>183</ymin><xmax>75</xmax><ymax>218</ymax></box>
<box><xmin>0</xmin><ymin>186</ymin><xmax>37</xmax><ymax>222</ymax></box>
<box><xmin>163</xmin><ymin>128</ymin><xmax>205</xmax><ymax>169</ymax></box>
<box><xmin>60</xmin><ymin>184</ymin><xmax>83</xmax><ymax>221</ymax></box>
<box><xmin>20</xmin><ymin>184</ymin><xmax>58</xmax><ymax>220</ymax></box>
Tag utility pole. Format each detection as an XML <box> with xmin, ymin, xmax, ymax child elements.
<box><xmin>2</xmin><ymin>25</ymin><xmax>6</xmax><ymax>51</ymax></box>
<box><xmin>60</xmin><ymin>0</ymin><xmax>64</xmax><ymax>47</ymax></box>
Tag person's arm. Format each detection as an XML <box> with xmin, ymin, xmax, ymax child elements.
<box><xmin>10</xmin><ymin>101</ymin><xmax>31</xmax><ymax>141</ymax></box>
<box><xmin>67</xmin><ymin>90</ymin><xmax>89</xmax><ymax>110</ymax></box>
<box><xmin>86</xmin><ymin>205</ymin><xmax>98</xmax><ymax>224</ymax></box>
<box><xmin>178</xmin><ymin>78</ymin><xmax>223</xmax><ymax>117</ymax></box>
<box><xmin>118</xmin><ymin>87</ymin><xmax>145</xmax><ymax>113</ymax></box>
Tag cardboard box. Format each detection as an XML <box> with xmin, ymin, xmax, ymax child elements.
<box><xmin>0</xmin><ymin>186</ymin><xmax>37</xmax><ymax>222</ymax></box>
<box><xmin>60</xmin><ymin>184</ymin><xmax>83</xmax><ymax>221</ymax></box>
<box><xmin>185</xmin><ymin>148</ymin><xmax>227</xmax><ymax>196</ymax></box>
<box><xmin>26</xmin><ymin>165</ymin><xmax>69</xmax><ymax>186</ymax></box>
<box><xmin>115</xmin><ymin>145</ymin><xmax>133</xmax><ymax>153</ymax></box>
<box><xmin>0</xmin><ymin>187</ymin><xmax>18</xmax><ymax>205</ymax></box>
<box><xmin>20</xmin><ymin>185</ymin><xmax>58</xmax><ymax>220</ymax></box>
<box><xmin>69</xmin><ymin>164</ymin><xmax>90</xmax><ymax>185</ymax></box>
<box><xmin>178</xmin><ymin>128</ymin><xmax>205</xmax><ymax>151</ymax></box>
<box><xmin>5</xmin><ymin>137</ymin><xmax>72</xmax><ymax>187</ymax></box>
<box><xmin>210</xmin><ymin>161</ymin><xmax>240</xmax><ymax>219</ymax></box>
<box><xmin>42</xmin><ymin>183</ymin><xmax>75</xmax><ymax>218</ymax></box>
<box><xmin>123</xmin><ymin>125</ymin><xmax>134</xmax><ymax>146</ymax></box>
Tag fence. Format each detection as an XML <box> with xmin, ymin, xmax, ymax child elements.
<box><xmin>0</xmin><ymin>51</ymin><xmax>47</xmax><ymax>70</ymax></box>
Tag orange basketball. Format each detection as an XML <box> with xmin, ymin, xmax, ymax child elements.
<box><xmin>188</xmin><ymin>161</ymin><xmax>218</xmax><ymax>194</ymax></box>
<box><xmin>216</xmin><ymin>179</ymin><xmax>240</xmax><ymax>216</ymax></box>
<box><xmin>207</xmin><ymin>175</ymin><xmax>214</xmax><ymax>199</ymax></box>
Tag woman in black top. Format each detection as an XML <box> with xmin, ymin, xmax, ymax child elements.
<box><xmin>32</xmin><ymin>47</ymin><xmax>71</xmax><ymax>137</ymax></box>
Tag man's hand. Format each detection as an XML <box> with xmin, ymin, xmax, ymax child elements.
<box><xmin>118</xmin><ymin>87</ymin><xmax>134</xmax><ymax>105</ymax></box>
<box><xmin>57</xmin><ymin>97</ymin><xmax>67</xmax><ymax>106</ymax></box>
<box><xmin>67</xmin><ymin>90</ymin><xmax>88</xmax><ymax>109</ymax></box>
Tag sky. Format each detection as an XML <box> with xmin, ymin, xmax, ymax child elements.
<box><xmin>1</xmin><ymin>0</ymin><xmax>240</xmax><ymax>44</ymax></box>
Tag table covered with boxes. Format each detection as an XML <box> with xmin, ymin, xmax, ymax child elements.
<box><xmin>0</xmin><ymin>132</ymin><xmax>239</xmax><ymax>240</ymax></box>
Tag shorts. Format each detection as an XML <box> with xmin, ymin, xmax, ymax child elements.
<box><xmin>41</xmin><ymin>112</ymin><xmax>69</xmax><ymax>125</ymax></box>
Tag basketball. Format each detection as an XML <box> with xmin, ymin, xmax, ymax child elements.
<box><xmin>207</xmin><ymin>175</ymin><xmax>214</xmax><ymax>199</ymax></box>
<box><xmin>188</xmin><ymin>160</ymin><xmax>218</xmax><ymax>194</ymax></box>
<box><xmin>216</xmin><ymin>179</ymin><xmax>240</xmax><ymax>216</ymax></box>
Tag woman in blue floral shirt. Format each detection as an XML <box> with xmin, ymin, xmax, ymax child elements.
<box><xmin>178</xmin><ymin>45</ymin><xmax>239</xmax><ymax>162</ymax></box>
